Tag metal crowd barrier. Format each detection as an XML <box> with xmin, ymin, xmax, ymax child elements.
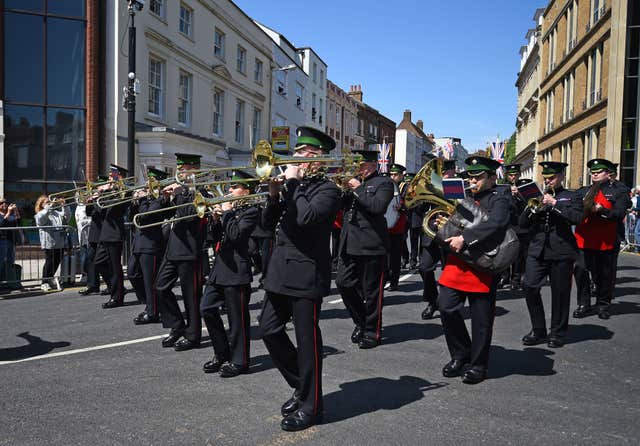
<box><xmin>621</xmin><ymin>211</ymin><xmax>639</xmax><ymax>253</ymax></box>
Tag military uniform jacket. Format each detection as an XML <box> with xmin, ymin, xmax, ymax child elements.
<box><xmin>165</xmin><ymin>187</ymin><xmax>208</xmax><ymax>262</ymax></box>
<box><xmin>250</xmin><ymin>206</ymin><xmax>274</xmax><ymax>239</ymax></box>
<box><xmin>130</xmin><ymin>196</ymin><xmax>169</xmax><ymax>254</ymax></box>
<box><xmin>518</xmin><ymin>187</ymin><xmax>583</xmax><ymax>260</ymax></box>
<box><xmin>507</xmin><ymin>185</ymin><xmax>529</xmax><ymax>236</ymax></box>
<box><xmin>460</xmin><ymin>187</ymin><xmax>512</xmax><ymax>250</ymax></box>
<box><xmin>208</xmin><ymin>205</ymin><xmax>258</xmax><ymax>287</ymax></box>
<box><xmin>94</xmin><ymin>189</ymin><xmax>131</xmax><ymax>243</ymax></box>
<box><xmin>86</xmin><ymin>205</ymin><xmax>105</xmax><ymax>244</ymax></box>
<box><xmin>339</xmin><ymin>172</ymin><xmax>394</xmax><ymax>256</ymax></box>
<box><xmin>262</xmin><ymin>177</ymin><xmax>341</xmax><ymax>300</ymax></box>
<box><xmin>575</xmin><ymin>181</ymin><xmax>632</xmax><ymax>222</ymax></box>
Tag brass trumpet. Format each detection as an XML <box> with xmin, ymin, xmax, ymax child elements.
<box><xmin>132</xmin><ymin>191</ymin><xmax>269</xmax><ymax>229</ymax></box>
<box><xmin>527</xmin><ymin>186</ymin><xmax>555</xmax><ymax>213</ymax></box>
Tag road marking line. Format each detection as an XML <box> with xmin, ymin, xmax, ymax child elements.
<box><xmin>328</xmin><ymin>298</ymin><xmax>342</xmax><ymax>304</ymax></box>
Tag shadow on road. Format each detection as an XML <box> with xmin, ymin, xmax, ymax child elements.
<box><xmin>488</xmin><ymin>346</ymin><xmax>556</xmax><ymax>379</ymax></box>
<box><xmin>382</xmin><ymin>322</ymin><xmax>443</xmax><ymax>344</ymax></box>
<box><xmin>611</xmin><ymin>300</ymin><xmax>640</xmax><ymax>316</ymax></box>
<box><xmin>0</xmin><ymin>332</ymin><xmax>71</xmax><ymax>362</ymax></box>
<box><xmin>248</xmin><ymin>345</ymin><xmax>344</xmax><ymax>375</ymax></box>
<box><xmin>613</xmin><ymin>287</ymin><xmax>640</xmax><ymax>299</ymax></box>
<box><xmin>565</xmin><ymin>323</ymin><xmax>614</xmax><ymax>344</ymax></box>
<box><xmin>323</xmin><ymin>375</ymin><xmax>447</xmax><ymax>424</ymax></box>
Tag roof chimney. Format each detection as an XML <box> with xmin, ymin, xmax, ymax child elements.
<box><xmin>348</xmin><ymin>84</ymin><xmax>363</xmax><ymax>102</ymax></box>
<box><xmin>403</xmin><ymin>110</ymin><xmax>412</xmax><ymax>122</ymax></box>
<box><xmin>416</xmin><ymin>120</ymin><xmax>423</xmax><ymax>130</ymax></box>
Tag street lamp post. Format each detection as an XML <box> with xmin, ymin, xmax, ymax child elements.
<box><xmin>125</xmin><ymin>1</ymin><xmax>144</xmax><ymax>175</ymax></box>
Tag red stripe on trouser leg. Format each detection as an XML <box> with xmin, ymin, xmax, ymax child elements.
<box><xmin>313</xmin><ymin>302</ymin><xmax>319</xmax><ymax>416</ymax></box>
<box><xmin>240</xmin><ymin>288</ymin><xmax>247</xmax><ymax>367</ymax></box>
<box><xmin>376</xmin><ymin>259</ymin><xmax>384</xmax><ymax>340</ymax></box>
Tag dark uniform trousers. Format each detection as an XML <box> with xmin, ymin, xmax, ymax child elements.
<box><xmin>418</xmin><ymin>243</ymin><xmax>440</xmax><ymax>305</ymax></box>
<box><xmin>524</xmin><ymin>257</ymin><xmax>573</xmax><ymax>338</ymax></box>
<box><xmin>409</xmin><ymin>227</ymin><xmax>420</xmax><ymax>266</ymax></box>
<box><xmin>128</xmin><ymin>253</ymin><xmax>161</xmax><ymax>317</ymax></box>
<box><xmin>510</xmin><ymin>234</ymin><xmax>529</xmax><ymax>287</ymax></box>
<box><xmin>156</xmin><ymin>258</ymin><xmax>203</xmax><ymax>343</ymax></box>
<box><xmin>86</xmin><ymin>242</ymin><xmax>111</xmax><ymax>290</ymax></box>
<box><xmin>336</xmin><ymin>254</ymin><xmax>386</xmax><ymax>341</ymax></box>
<box><xmin>438</xmin><ymin>284</ymin><xmax>497</xmax><ymax>370</ymax></box>
<box><xmin>201</xmin><ymin>284</ymin><xmax>251</xmax><ymax>367</ymax></box>
<box><xmin>95</xmin><ymin>242</ymin><xmax>124</xmax><ymax>302</ymax></box>
<box><xmin>388</xmin><ymin>233</ymin><xmax>405</xmax><ymax>286</ymax></box>
<box><xmin>260</xmin><ymin>292</ymin><xmax>323</xmax><ymax>417</ymax></box>
<box><xmin>576</xmin><ymin>249</ymin><xmax>615</xmax><ymax>311</ymax></box>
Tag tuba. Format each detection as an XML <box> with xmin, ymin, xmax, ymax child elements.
<box><xmin>404</xmin><ymin>158</ymin><xmax>519</xmax><ymax>273</ymax></box>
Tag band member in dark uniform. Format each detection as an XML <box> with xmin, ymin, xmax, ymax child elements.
<box><xmin>248</xmin><ymin>190</ymin><xmax>274</xmax><ymax>289</ymax></box>
<box><xmin>201</xmin><ymin>170</ymin><xmax>258</xmax><ymax>377</ymax></box>
<box><xmin>129</xmin><ymin>167</ymin><xmax>170</xmax><ymax>325</ymax></box>
<box><xmin>408</xmin><ymin>185</ymin><xmax>423</xmax><ymax>270</ymax></box>
<box><xmin>96</xmin><ymin>165</ymin><xmax>130</xmax><ymax>309</ymax></box>
<box><xmin>156</xmin><ymin>153</ymin><xmax>208</xmax><ymax>351</ymax></box>
<box><xmin>608</xmin><ymin>164</ymin><xmax>631</xmax><ymax>293</ymax></box>
<box><xmin>519</xmin><ymin>162</ymin><xmax>583</xmax><ymax>348</ymax></box>
<box><xmin>400</xmin><ymin>173</ymin><xmax>414</xmax><ymax>269</ymax></box>
<box><xmin>437</xmin><ymin>156</ymin><xmax>510</xmax><ymax>384</ymax></box>
<box><xmin>504</xmin><ymin>164</ymin><xmax>529</xmax><ymax>290</ymax></box>
<box><xmin>387</xmin><ymin>164</ymin><xmax>408</xmax><ymax>291</ymax></box>
<box><xmin>336</xmin><ymin>150</ymin><xmax>394</xmax><ymax>349</ymax></box>
<box><xmin>79</xmin><ymin>175</ymin><xmax>112</xmax><ymax>295</ymax></box>
<box><xmin>573</xmin><ymin>158</ymin><xmax>631</xmax><ymax>320</ymax></box>
<box><xmin>258</xmin><ymin>127</ymin><xmax>341</xmax><ymax>431</ymax></box>
<box><xmin>418</xmin><ymin>159</ymin><xmax>456</xmax><ymax>320</ymax></box>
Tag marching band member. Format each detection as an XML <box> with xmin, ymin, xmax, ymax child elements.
<box><xmin>504</xmin><ymin>164</ymin><xmax>529</xmax><ymax>290</ymax></box>
<box><xmin>96</xmin><ymin>165</ymin><xmax>130</xmax><ymax>309</ymax></box>
<box><xmin>200</xmin><ymin>170</ymin><xmax>258</xmax><ymax>378</ymax></box>
<box><xmin>79</xmin><ymin>175</ymin><xmax>112</xmax><ymax>296</ymax></box>
<box><xmin>129</xmin><ymin>167</ymin><xmax>170</xmax><ymax>325</ymax></box>
<box><xmin>519</xmin><ymin>162</ymin><xmax>583</xmax><ymax>348</ymax></box>
<box><xmin>438</xmin><ymin>156</ymin><xmax>510</xmax><ymax>384</ymax></box>
<box><xmin>387</xmin><ymin>163</ymin><xmax>408</xmax><ymax>291</ymax></box>
<box><xmin>259</xmin><ymin>127</ymin><xmax>341</xmax><ymax>431</ymax></box>
<box><xmin>573</xmin><ymin>158</ymin><xmax>631</xmax><ymax>320</ymax></box>
<box><xmin>156</xmin><ymin>153</ymin><xmax>208</xmax><ymax>351</ymax></box>
<box><xmin>336</xmin><ymin>150</ymin><xmax>394</xmax><ymax>349</ymax></box>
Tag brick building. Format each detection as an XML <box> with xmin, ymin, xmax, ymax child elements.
<box><xmin>347</xmin><ymin>85</ymin><xmax>395</xmax><ymax>151</ymax></box>
<box><xmin>537</xmin><ymin>0</ymin><xmax>639</xmax><ymax>188</ymax></box>
<box><xmin>326</xmin><ymin>80</ymin><xmax>358</xmax><ymax>154</ymax></box>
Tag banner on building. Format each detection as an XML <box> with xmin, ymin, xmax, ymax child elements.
<box><xmin>271</xmin><ymin>126</ymin><xmax>290</xmax><ymax>153</ymax></box>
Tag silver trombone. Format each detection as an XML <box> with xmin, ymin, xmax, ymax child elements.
<box><xmin>132</xmin><ymin>191</ymin><xmax>269</xmax><ymax>229</ymax></box>
<box><xmin>96</xmin><ymin>176</ymin><xmax>177</xmax><ymax>209</ymax></box>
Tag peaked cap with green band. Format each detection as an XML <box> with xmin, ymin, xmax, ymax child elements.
<box><xmin>230</xmin><ymin>169</ymin><xmax>255</xmax><ymax>192</ymax></box>
<box><xmin>540</xmin><ymin>161</ymin><xmax>568</xmax><ymax>177</ymax></box>
<box><xmin>353</xmin><ymin>150</ymin><xmax>378</xmax><ymax>163</ymax></box>
<box><xmin>442</xmin><ymin>159</ymin><xmax>456</xmax><ymax>171</ymax></box>
<box><xmin>294</xmin><ymin>126</ymin><xmax>336</xmax><ymax>153</ymax></box>
<box><xmin>147</xmin><ymin>167</ymin><xmax>169</xmax><ymax>181</ymax></box>
<box><xmin>175</xmin><ymin>152</ymin><xmax>202</xmax><ymax>167</ymax></box>
<box><xmin>587</xmin><ymin>158</ymin><xmax>614</xmax><ymax>173</ymax></box>
<box><xmin>504</xmin><ymin>163</ymin><xmax>521</xmax><ymax>174</ymax></box>
<box><xmin>464</xmin><ymin>156</ymin><xmax>501</xmax><ymax>174</ymax></box>
<box><xmin>109</xmin><ymin>164</ymin><xmax>128</xmax><ymax>176</ymax></box>
<box><xmin>389</xmin><ymin>163</ymin><xmax>406</xmax><ymax>173</ymax></box>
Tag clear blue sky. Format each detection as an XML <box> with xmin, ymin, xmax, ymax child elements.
<box><xmin>235</xmin><ymin>0</ymin><xmax>546</xmax><ymax>153</ymax></box>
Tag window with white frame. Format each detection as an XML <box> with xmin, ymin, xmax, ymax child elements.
<box><xmin>587</xmin><ymin>43</ymin><xmax>603</xmax><ymax>106</ymax></box>
<box><xmin>150</xmin><ymin>0</ymin><xmax>165</xmax><ymax>18</ymax></box>
<box><xmin>148</xmin><ymin>56</ymin><xmax>164</xmax><ymax>116</ymax></box>
<box><xmin>213</xmin><ymin>89</ymin><xmax>224</xmax><ymax>136</ymax></box>
<box><xmin>254</xmin><ymin>59</ymin><xmax>263</xmax><ymax>84</ymax></box>
<box><xmin>336</xmin><ymin>106</ymin><xmax>341</xmax><ymax>127</ymax></box>
<box><xmin>295</xmin><ymin>82</ymin><xmax>304</xmax><ymax>109</ymax></box>
<box><xmin>214</xmin><ymin>28</ymin><xmax>225</xmax><ymax>60</ymax></box>
<box><xmin>237</xmin><ymin>46</ymin><xmax>246</xmax><ymax>74</ymax></box>
<box><xmin>320</xmin><ymin>70</ymin><xmax>324</xmax><ymax>89</ymax></box>
<box><xmin>583</xmin><ymin>126</ymin><xmax>599</xmax><ymax>185</ymax></box>
<box><xmin>312</xmin><ymin>62</ymin><xmax>317</xmax><ymax>83</ymax></box>
<box><xmin>591</xmin><ymin>0</ymin><xmax>602</xmax><ymax>25</ymax></box>
<box><xmin>563</xmin><ymin>70</ymin><xmax>575</xmax><ymax>122</ymax></box>
<box><xmin>546</xmin><ymin>90</ymin><xmax>555</xmax><ymax>132</ymax></box>
<box><xmin>561</xmin><ymin>140</ymin><xmax>572</xmax><ymax>181</ymax></box>
<box><xmin>235</xmin><ymin>99</ymin><xmax>245</xmax><ymax>144</ymax></box>
<box><xmin>566</xmin><ymin>1</ymin><xmax>578</xmax><ymax>52</ymax></box>
<box><xmin>179</xmin><ymin>3</ymin><xmax>193</xmax><ymax>37</ymax></box>
<box><xmin>548</xmin><ymin>26</ymin><xmax>557</xmax><ymax>71</ymax></box>
<box><xmin>275</xmin><ymin>70</ymin><xmax>287</xmax><ymax>96</ymax></box>
<box><xmin>178</xmin><ymin>71</ymin><xmax>192</xmax><ymax>125</ymax></box>
<box><xmin>251</xmin><ymin>107</ymin><xmax>261</xmax><ymax>147</ymax></box>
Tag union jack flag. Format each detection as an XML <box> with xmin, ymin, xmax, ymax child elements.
<box><xmin>377</xmin><ymin>143</ymin><xmax>390</xmax><ymax>173</ymax></box>
<box><xmin>491</xmin><ymin>139</ymin><xmax>505</xmax><ymax>178</ymax></box>
<box><xmin>444</xmin><ymin>139</ymin><xmax>454</xmax><ymax>160</ymax></box>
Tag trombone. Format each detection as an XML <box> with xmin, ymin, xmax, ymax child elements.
<box><xmin>132</xmin><ymin>191</ymin><xmax>269</xmax><ymax>229</ymax></box>
<box><xmin>96</xmin><ymin>176</ymin><xmax>177</xmax><ymax>208</ymax></box>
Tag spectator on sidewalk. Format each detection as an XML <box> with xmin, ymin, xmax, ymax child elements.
<box><xmin>75</xmin><ymin>199</ymin><xmax>92</xmax><ymax>285</ymax></box>
<box><xmin>34</xmin><ymin>195</ymin><xmax>70</xmax><ymax>292</ymax></box>
<box><xmin>0</xmin><ymin>198</ymin><xmax>21</xmax><ymax>290</ymax></box>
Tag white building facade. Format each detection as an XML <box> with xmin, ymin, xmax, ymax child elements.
<box><xmin>105</xmin><ymin>0</ymin><xmax>274</xmax><ymax>173</ymax></box>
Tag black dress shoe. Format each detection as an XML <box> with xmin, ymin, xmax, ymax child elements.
<box><xmin>573</xmin><ymin>305</ymin><xmax>593</xmax><ymax>318</ymax></box>
<box><xmin>161</xmin><ymin>333</ymin><xmax>182</xmax><ymax>348</ymax></box>
<box><xmin>203</xmin><ymin>356</ymin><xmax>226</xmax><ymax>373</ymax></box>
<box><xmin>100</xmin><ymin>289</ymin><xmax>111</xmax><ymax>296</ymax></box>
<box><xmin>598</xmin><ymin>309</ymin><xmax>610</xmax><ymax>320</ymax></box>
<box><xmin>219</xmin><ymin>362</ymin><xmax>248</xmax><ymax>378</ymax></box>
<box><xmin>133</xmin><ymin>312</ymin><xmax>160</xmax><ymax>325</ymax></box>
<box><xmin>421</xmin><ymin>303</ymin><xmax>436</xmax><ymax>320</ymax></box>
<box><xmin>358</xmin><ymin>336</ymin><xmax>380</xmax><ymax>349</ymax></box>
<box><xmin>442</xmin><ymin>359</ymin><xmax>468</xmax><ymax>378</ymax></box>
<box><xmin>102</xmin><ymin>298</ymin><xmax>124</xmax><ymax>309</ymax></box>
<box><xmin>388</xmin><ymin>283</ymin><xmax>399</xmax><ymax>291</ymax></box>
<box><xmin>462</xmin><ymin>368</ymin><xmax>486</xmax><ymax>384</ymax></box>
<box><xmin>281</xmin><ymin>410</ymin><xmax>322</xmax><ymax>432</ymax></box>
<box><xmin>78</xmin><ymin>287</ymin><xmax>100</xmax><ymax>295</ymax></box>
<box><xmin>174</xmin><ymin>338</ymin><xmax>200</xmax><ymax>352</ymax></box>
<box><xmin>350</xmin><ymin>326</ymin><xmax>363</xmax><ymax>344</ymax></box>
<box><xmin>522</xmin><ymin>330</ymin><xmax>548</xmax><ymax>346</ymax></box>
<box><xmin>547</xmin><ymin>337</ymin><xmax>565</xmax><ymax>348</ymax></box>
<box><xmin>281</xmin><ymin>390</ymin><xmax>301</xmax><ymax>417</ymax></box>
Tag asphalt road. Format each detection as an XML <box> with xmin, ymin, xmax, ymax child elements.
<box><xmin>1</xmin><ymin>254</ymin><xmax>640</xmax><ymax>445</ymax></box>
